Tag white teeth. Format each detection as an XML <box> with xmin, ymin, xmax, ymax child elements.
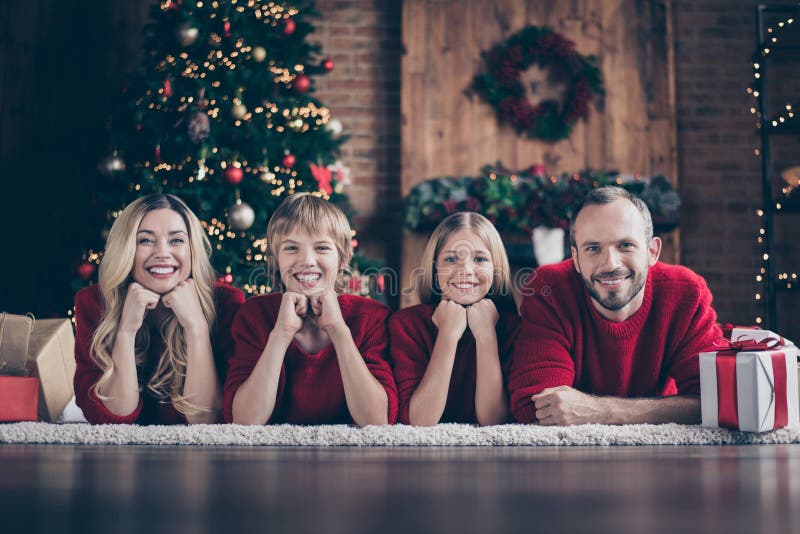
<box><xmin>598</xmin><ymin>278</ymin><xmax>625</xmax><ymax>285</ymax></box>
<box><xmin>453</xmin><ymin>282</ymin><xmax>477</xmax><ymax>289</ymax></box>
<box><xmin>296</xmin><ymin>274</ymin><xmax>321</xmax><ymax>282</ymax></box>
<box><xmin>149</xmin><ymin>267</ymin><xmax>176</xmax><ymax>275</ymax></box>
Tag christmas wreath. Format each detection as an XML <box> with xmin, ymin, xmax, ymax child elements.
<box><xmin>472</xmin><ymin>26</ymin><xmax>604</xmax><ymax>142</ymax></box>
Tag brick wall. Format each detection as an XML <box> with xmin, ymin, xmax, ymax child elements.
<box><xmin>673</xmin><ymin>0</ymin><xmax>800</xmax><ymax>335</ymax></box>
<box><xmin>311</xmin><ymin>0</ymin><xmax>404</xmax><ymax>275</ymax></box>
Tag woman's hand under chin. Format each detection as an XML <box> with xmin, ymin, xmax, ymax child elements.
<box><xmin>161</xmin><ymin>278</ymin><xmax>208</xmax><ymax>334</ymax></box>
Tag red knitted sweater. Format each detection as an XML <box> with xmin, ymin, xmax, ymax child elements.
<box><xmin>222</xmin><ymin>292</ymin><xmax>398</xmax><ymax>424</ymax></box>
<box><xmin>509</xmin><ymin>260</ymin><xmax>722</xmax><ymax>424</ymax></box>
<box><xmin>74</xmin><ymin>283</ymin><xmax>244</xmax><ymax>424</ymax></box>
<box><xmin>390</xmin><ymin>301</ymin><xmax>519</xmax><ymax>424</ymax></box>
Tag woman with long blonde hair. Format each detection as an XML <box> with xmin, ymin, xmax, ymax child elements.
<box><xmin>74</xmin><ymin>194</ymin><xmax>244</xmax><ymax>424</ymax></box>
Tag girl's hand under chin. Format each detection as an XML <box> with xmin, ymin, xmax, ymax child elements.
<box><xmin>465</xmin><ymin>298</ymin><xmax>499</xmax><ymax>341</ymax></box>
<box><xmin>432</xmin><ymin>299</ymin><xmax>468</xmax><ymax>339</ymax></box>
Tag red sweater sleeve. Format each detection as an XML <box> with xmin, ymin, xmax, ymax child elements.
<box><xmin>388</xmin><ymin>305</ymin><xmax>434</xmax><ymax>424</ymax></box>
<box><xmin>508</xmin><ymin>272</ymin><xmax>577</xmax><ymax>424</ymax></box>
<box><xmin>662</xmin><ymin>275</ymin><xmax>722</xmax><ymax>395</ymax></box>
<box><xmin>354</xmin><ymin>300</ymin><xmax>399</xmax><ymax>424</ymax></box>
<box><xmin>222</xmin><ymin>296</ymin><xmax>277</xmax><ymax>423</ymax></box>
<box><xmin>73</xmin><ymin>286</ymin><xmax>142</xmax><ymax>424</ymax></box>
<box><xmin>212</xmin><ymin>284</ymin><xmax>245</xmax><ymax>383</ymax></box>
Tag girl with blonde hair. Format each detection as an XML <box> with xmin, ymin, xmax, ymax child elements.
<box><xmin>223</xmin><ymin>193</ymin><xmax>397</xmax><ymax>426</ymax></box>
<box><xmin>74</xmin><ymin>194</ymin><xmax>244</xmax><ymax>424</ymax></box>
<box><xmin>390</xmin><ymin>212</ymin><xmax>519</xmax><ymax>426</ymax></box>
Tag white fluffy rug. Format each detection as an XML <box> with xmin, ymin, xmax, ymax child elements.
<box><xmin>1</xmin><ymin>422</ymin><xmax>799</xmax><ymax>446</ymax></box>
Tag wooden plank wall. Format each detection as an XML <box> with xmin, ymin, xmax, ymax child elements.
<box><xmin>401</xmin><ymin>0</ymin><xmax>678</xmax><ymax>307</ymax></box>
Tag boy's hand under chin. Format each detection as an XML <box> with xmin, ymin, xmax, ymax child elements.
<box><xmin>275</xmin><ymin>291</ymin><xmax>308</xmax><ymax>338</ymax></box>
<box><xmin>308</xmin><ymin>291</ymin><xmax>346</xmax><ymax>335</ymax></box>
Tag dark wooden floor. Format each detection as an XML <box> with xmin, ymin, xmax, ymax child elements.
<box><xmin>1</xmin><ymin>444</ymin><xmax>800</xmax><ymax>534</ymax></box>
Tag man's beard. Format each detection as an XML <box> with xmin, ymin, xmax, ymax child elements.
<box><xmin>581</xmin><ymin>268</ymin><xmax>646</xmax><ymax>312</ymax></box>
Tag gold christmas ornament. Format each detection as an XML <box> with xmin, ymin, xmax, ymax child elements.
<box><xmin>326</xmin><ymin>118</ymin><xmax>343</xmax><ymax>137</ymax></box>
<box><xmin>252</xmin><ymin>46</ymin><xmax>267</xmax><ymax>62</ymax></box>
<box><xmin>231</xmin><ymin>102</ymin><xmax>247</xmax><ymax>119</ymax></box>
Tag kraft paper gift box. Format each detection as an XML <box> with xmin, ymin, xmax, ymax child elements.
<box><xmin>26</xmin><ymin>319</ymin><xmax>76</xmax><ymax>422</ymax></box>
<box><xmin>0</xmin><ymin>312</ymin><xmax>33</xmax><ymax>376</ymax></box>
<box><xmin>700</xmin><ymin>329</ymin><xmax>800</xmax><ymax>432</ymax></box>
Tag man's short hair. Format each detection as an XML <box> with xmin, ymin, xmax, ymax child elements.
<box><xmin>569</xmin><ymin>186</ymin><xmax>653</xmax><ymax>246</ymax></box>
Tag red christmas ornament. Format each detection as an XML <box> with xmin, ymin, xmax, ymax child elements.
<box><xmin>321</xmin><ymin>58</ymin><xmax>334</xmax><ymax>72</ymax></box>
<box><xmin>294</xmin><ymin>74</ymin><xmax>311</xmax><ymax>93</ymax></box>
<box><xmin>218</xmin><ymin>273</ymin><xmax>234</xmax><ymax>284</ymax></box>
<box><xmin>163</xmin><ymin>79</ymin><xmax>173</xmax><ymax>97</ymax></box>
<box><xmin>223</xmin><ymin>21</ymin><xmax>231</xmax><ymax>38</ymax></box>
<box><xmin>281</xmin><ymin>153</ymin><xmax>295</xmax><ymax>168</ymax></box>
<box><xmin>77</xmin><ymin>261</ymin><xmax>96</xmax><ymax>280</ymax></box>
<box><xmin>225</xmin><ymin>166</ymin><xmax>244</xmax><ymax>184</ymax></box>
<box><xmin>283</xmin><ymin>18</ymin><xmax>296</xmax><ymax>35</ymax></box>
<box><xmin>154</xmin><ymin>144</ymin><xmax>162</xmax><ymax>164</ymax></box>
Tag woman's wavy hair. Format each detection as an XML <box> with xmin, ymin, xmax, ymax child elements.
<box><xmin>90</xmin><ymin>194</ymin><xmax>216</xmax><ymax>416</ymax></box>
<box><xmin>416</xmin><ymin>211</ymin><xmax>512</xmax><ymax>305</ymax></box>
<box><xmin>266</xmin><ymin>193</ymin><xmax>353</xmax><ymax>293</ymax></box>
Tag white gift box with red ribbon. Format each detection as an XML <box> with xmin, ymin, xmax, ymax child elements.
<box><xmin>700</xmin><ymin>328</ymin><xmax>800</xmax><ymax>432</ymax></box>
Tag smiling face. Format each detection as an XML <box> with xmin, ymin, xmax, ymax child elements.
<box><xmin>571</xmin><ymin>198</ymin><xmax>661</xmax><ymax>322</ymax></box>
<box><xmin>131</xmin><ymin>208</ymin><xmax>192</xmax><ymax>294</ymax></box>
<box><xmin>276</xmin><ymin>228</ymin><xmax>342</xmax><ymax>295</ymax></box>
<box><xmin>435</xmin><ymin>229</ymin><xmax>494</xmax><ymax>306</ymax></box>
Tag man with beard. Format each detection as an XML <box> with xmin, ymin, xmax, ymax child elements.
<box><xmin>509</xmin><ymin>186</ymin><xmax>722</xmax><ymax>425</ymax></box>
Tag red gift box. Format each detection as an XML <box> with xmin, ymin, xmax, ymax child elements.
<box><xmin>700</xmin><ymin>329</ymin><xmax>800</xmax><ymax>432</ymax></box>
<box><xmin>0</xmin><ymin>376</ymin><xmax>40</xmax><ymax>422</ymax></box>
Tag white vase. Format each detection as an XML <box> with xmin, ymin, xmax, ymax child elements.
<box><xmin>531</xmin><ymin>226</ymin><xmax>566</xmax><ymax>266</ymax></box>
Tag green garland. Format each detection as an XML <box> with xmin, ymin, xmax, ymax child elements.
<box><xmin>472</xmin><ymin>26</ymin><xmax>604</xmax><ymax>142</ymax></box>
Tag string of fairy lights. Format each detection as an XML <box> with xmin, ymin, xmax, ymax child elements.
<box><xmin>749</xmin><ymin>10</ymin><xmax>798</xmax><ymax>326</ymax></box>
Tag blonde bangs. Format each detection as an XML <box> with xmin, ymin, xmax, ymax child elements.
<box><xmin>416</xmin><ymin>212</ymin><xmax>512</xmax><ymax>304</ymax></box>
<box><xmin>266</xmin><ymin>193</ymin><xmax>353</xmax><ymax>292</ymax></box>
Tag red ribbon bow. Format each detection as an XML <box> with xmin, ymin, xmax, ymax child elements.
<box><xmin>712</xmin><ymin>336</ymin><xmax>785</xmax><ymax>355</ymax></box>
<box><xmin>309</xmin><ymin>163</ymin><xmax>333</xmax><ymax>194</ymax></box>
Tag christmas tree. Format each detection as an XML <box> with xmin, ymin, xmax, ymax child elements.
<box><xmin>75</xmin><ymin>0</ymin><xmax>381</xmax><ymax>298</ymax></box>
